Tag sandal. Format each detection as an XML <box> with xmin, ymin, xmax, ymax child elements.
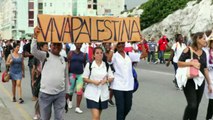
<box><xmin>12</xmin><ymin>97</ymin><xmax>16</xmax><ymax>102</ymax></box>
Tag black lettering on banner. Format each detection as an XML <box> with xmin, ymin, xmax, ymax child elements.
<box><xmin>38</xmin><ymin>15</ymin><xmax>141</xmax><ymax>43</ymax></box>
<box><xmin>75</xmin><ymin>19</ymin><xmax>91</xmax><ymax>43</ymax></box>
<box><xmin>103</xmin><ymin>20</ymin><xmax>112</xmax><ymax>42</ymax></box>
<box><xmin>130</xmin><ymin>20</ymin><xmax>141</xmax><ymax>40</ymax></box>
<box><xmin>118</xmin><ymin>21</ymin><xmax>122</xmax><ymax>41</ymax></box>
<box><xmin>121</xmin><ymin>20</ymin><xmax>131</xmax><ymax>41</ymax></box>
<box><xmin>62</xmin><ymin>17</ymin><xmax>72</xmax><ymax>43</ymax></box>
<box><xmin>52</xmin><ymin>17</ymin><xmax>66</xmax><ymax>42</ymax></box>
<box><xmin>111</xmin><ymin>20</ymin><xmax>119</xmax><ymax>41</ymax></box>
<box><xmin>71</xmin><ymin>17</ymin><xmax>83</xmax><ymax>43</ymax></box>
<box><xmin>89</xmin><ymin>18</ymin><xmax>92</xmax><ymax>42</ymax></box>
<box><xmin>37</xmin><ymin>17</ymin><xmax>53</xmax><ymax>42</ymax></box>
<box><xmin>50</xmin><ymin>17</ymin><xmax>54</xmax><ymax>42</ymax></box>
<box><xmin>96</xmin><ymin>20</ymin><xmax>104</xmax><ymax>41</ymax></box>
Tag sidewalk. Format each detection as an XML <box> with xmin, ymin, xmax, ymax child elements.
<box><xmin>0</xmin><ymin>98</ymin><xmax>15</xmax><ymax>120</ymax></box>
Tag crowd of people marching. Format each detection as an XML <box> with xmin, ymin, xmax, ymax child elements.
<box><xmin>1</xmin><ymin>27</ymin><xmax>213</xmax><ymax>120</ymax></box>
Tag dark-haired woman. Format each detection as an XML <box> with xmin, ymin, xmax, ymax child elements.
<box><xmin>67</xmin><ymin>43</ymin><xmax>87</xmax><ymax>113</ymax></box>
<box><xmin>178</xmin><ymin>32</ymin><xmax>212</xmax><ymax>120</ymax></box>
<box><xmin>6</xmin><ymin>43</ymin><xmax>25</xmax><ymax>104</ymax></box>
<box><xmin>107</xmin><ymin>42</ymin><xmax>146</xmax><ymax>120</ymax></box>
<box><xmin>83</xmin><ymin>47</ymin><xmax>114</xmax><ymax>120</ymax></box>
<box><xmin>167</xmin><ymin>34</ymin><xmax>186</xmax><ymax>88</ymax></box>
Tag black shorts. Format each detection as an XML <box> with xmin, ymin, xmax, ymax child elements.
<box><xmin>86</xmin><ymin>99</ymin><xmax>108</xmax><ymax>110</ymax></box>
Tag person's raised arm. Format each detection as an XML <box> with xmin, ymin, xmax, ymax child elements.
<box><xmin>31</xmin><ymin>27</ymin><xmax>47</xmax><ymax>62</ymax></box>
<box><xmin>107</xmin><ymin>43</ymin><xmax>117</xmax><ymax>62</ymax></box>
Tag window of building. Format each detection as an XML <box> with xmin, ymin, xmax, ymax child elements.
<box><xmin>93</xmin><ymin>4</ymin><xmax>97</xmax><ymax>9</ymax></box>
<box><xmin>88</xmin><ymin>4</ymin><xmax>91</xmax><ymax>9</ymax></box>
<box><xmin>50</xmin><ymin>3</ymin><xmax>52</xmax><ymax>7</ymax></box>
<box><xmin>28</xmin><ymin>2</ymin><xmax>34</xmax><ymax>9</ymax></box>
<box><xmin>28</xmin><ymin>11</ymin><xmax>34</xmax><ymax>19</ymax></box>
<box><xmin>28</xmin><ymin>20</ymin><xmax>34</xmax><ymax>27</ymax></box>
<box><xmin>38</xmin><ymin>10</ymin><xmax>43</xmax><ymax>14</ymax></box>
<box><xmin>38</xmin><ymin>3</ymin><xmax>43</xmax><ymax>9</ymax></box>
<box><xmin>93</xmin><ymin>0</ymin><xmax>97</xmax><ymax>3</ymax></box>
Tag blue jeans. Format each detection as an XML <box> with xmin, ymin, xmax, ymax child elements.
<box><xmin>39</xmin><ymin>91</ymin><xmax>66</xmax><ymax>120</ymax></box>
<box><xmin>113</xmin><ymin>90</ymin><xmax>133</xmax><ymax>120</ymax></box>
<box><xmin>159</xmin><ymin>51</ymin><xmax>165</xmax><ymax>63</ymax></box>
<box><xmin>148</xmin><ymin>51</ymin><xmax>155</xmax><ymax>63</ymax></box>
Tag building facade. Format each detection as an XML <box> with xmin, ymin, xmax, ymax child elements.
<box><xmin>0</xmin><ymin>0</ymin><xmax>124</xmax><ymax>40</ymax></box>
<box><xmin>0</xmin><ymin>0</ymin><xmax>73</xmax><ymax>40</ymax></box>
<box><xmin>72</xmin><ymin>0</ymin><xmax>87</xmax><ymax>16</ymax></box>
<box><xmin>0</xmin><ymin>0</ymin><xmax>36</xmax><ymax>40</ymax></box>
<box><xmin>88</xmin><ymin>0</ymin><xmax>125</xmax><ymax>16</ymax></box>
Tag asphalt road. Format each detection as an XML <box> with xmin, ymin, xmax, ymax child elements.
<box><xmin>0</xmin><ymin>60</ymin><xmax>210</xmax><ymax>120</ymax></box>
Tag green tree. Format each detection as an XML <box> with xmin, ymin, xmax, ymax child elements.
<box><xmin>139</xmin><ymin>0</ymin><xmax>196</xmax><ymax>30</ymax></box>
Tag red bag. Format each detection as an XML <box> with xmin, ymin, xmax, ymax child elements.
<box><xmin>2</xmin><ymin>71</ymin><xmax>10</xmax><ymax>83</ymax></box>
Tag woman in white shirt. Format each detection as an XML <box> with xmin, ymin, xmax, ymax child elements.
<box><xmin>82</xmin><ymin>47</ymin><xmax>114</xmax><ymax>120</ymax></box>
<box><xmin>107</xmin><ymin>42</ymin><xmax>141</xmax><ymax>120</ymax></box>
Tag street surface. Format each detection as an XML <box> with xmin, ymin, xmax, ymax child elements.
<box><xmin>0</xmin><ymin>59</ymin><xmax>209</xmax><ymax>120</ymax></box>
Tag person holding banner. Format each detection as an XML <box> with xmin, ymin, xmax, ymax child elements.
<box><xmin>107</xmin><ymin>42</ymin><xmax>146</xmax><ymax>120</ymax></box>
<box><xmin>31</xmin><ymin>27</ymin><xmax>68</xmax><ymax>120</ymax></box>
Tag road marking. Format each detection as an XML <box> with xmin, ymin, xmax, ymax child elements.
<box><xmin>0</xmin><ymin>83</ymin><xmax>32</xmax><ymax>120</ymax></box>
<box><xmin>0</xmin><ymin>98</ymin><xmax>6</xmax><ymax>108</ymax></box>
<box><xmin>140</xmin><ymin>69</ymin><xmax>174</xmax><ymax>76</ymax></box>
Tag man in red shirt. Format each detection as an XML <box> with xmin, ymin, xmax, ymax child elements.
<box><xmin>158</xmin><ymin>36</ymin><xmax>168</xmax><ymax>64</ymax></box>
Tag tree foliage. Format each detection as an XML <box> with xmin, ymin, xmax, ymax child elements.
<box><xmin>140</xmin><ymin>0</ymin><xmax>196</xmax><ymax>30</ymax></box>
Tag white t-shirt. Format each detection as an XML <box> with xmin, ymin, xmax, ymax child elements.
<box><xmin>171</xmin><ymin>42</ymin><xmax>186</xmax><ymax>63</ymax></box>
<box><xmin>110</xmin><ymin>52</ymin><xmax>134</xmax><ymax>91</ymax></box>
<box><xmin>82</xmin><ymin>61</ymin><xmax>114</xmax><ymax>102</ymax></box>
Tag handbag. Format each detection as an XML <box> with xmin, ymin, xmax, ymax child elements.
<box><xmin>132</xmin><ymin>67</ymin><xmax>139</xmax><ymax>93</ymax></box>
<box><xmin>133</xmin><ymin>78</ymin><xmax>139</xmax><ymax>92</ymax></box>
<box><xmin>186</xmin><ymin>47</ymin><xmax>199</xmax><ymax>79</ymax></box>
<box><xmin>2</xmin><ymin>71</ymin><xmax>10</xmax><ymax>82</ymax></box>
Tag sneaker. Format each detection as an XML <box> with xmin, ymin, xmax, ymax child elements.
<box><xmin>75</xmin><ymin>107</ymin><xmax>83</xmax><ymax>114</ymax></box>
<box><xmin>19</xmin><ymin>98</ymin><xmax>24</xmax><ymax>104</ymax></box>
<box><xmin>68</xmin><ymin>101</ymin><xmax>72</xmax><ymax>109</ymax></box>
<box><xmin>33</xmin><ymin>114</ymin><xmax>39</xmax><ymax>120</ymax></box>
<box><xmin>108</xmin><ymin>100</ymin><xmax>115</xmax><ymax>106</ymax></box>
